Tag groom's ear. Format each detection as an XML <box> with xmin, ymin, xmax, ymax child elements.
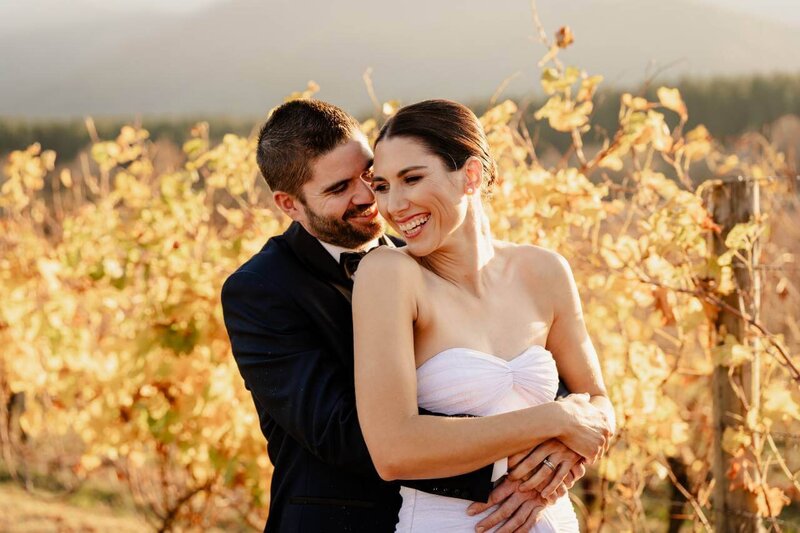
<box><xmin>273</xmin><ymin>190</ymin><xmax>304</xmax><ymax>222</ymax></box>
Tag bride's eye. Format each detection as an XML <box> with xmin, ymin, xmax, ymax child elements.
<box><xmin>370</xmin><ymin>182</ymin><xmax>389</xmax><ymax>193</ymax></box>
<box><xmin>405</xmin><ymin>176</ymin><xmax>422</xmax><ymax>184</ymax></box>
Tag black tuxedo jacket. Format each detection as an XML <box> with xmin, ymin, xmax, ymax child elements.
<box><xmin>221</xmin><ymin>222</ymin><xmax>494</xmax><ymax>532</ymax></box>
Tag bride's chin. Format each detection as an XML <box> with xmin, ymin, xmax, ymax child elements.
<box><xmin>406</xmin><ymin>242</ymin><xmax>436</xmax><ymax>258</ymax></box>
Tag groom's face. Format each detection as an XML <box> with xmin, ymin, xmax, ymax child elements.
<box><xmin>296</xmin><ymin>134</ymin><xmax>384</xmax><ymax>249</ymax></box>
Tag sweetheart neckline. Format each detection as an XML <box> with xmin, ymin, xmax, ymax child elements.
<box><xmin>417</xmin><ymin>344</ymin><xmax>552</xmax><ymax>370</ymax></box>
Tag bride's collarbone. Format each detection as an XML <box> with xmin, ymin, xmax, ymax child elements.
<box><xmin>417</xmin><ymin>273</ymin><xmax>548</xmax><ymax>320</ymax></box>
<box><xmin>413</xmin><ymin>291</ymin><xmax>551</xmax><ymax>364</ymax></box>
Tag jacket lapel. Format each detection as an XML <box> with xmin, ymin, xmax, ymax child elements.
<box><xmin>282</xmin><ymin>222</ymin><xmax>354</xmax><ymax>294</ymax></box>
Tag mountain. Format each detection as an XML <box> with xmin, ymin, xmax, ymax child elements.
<box><xmin>2</xmin><ymin>0</ymin><xmax>800</xmax><ymax>118</ymax></box>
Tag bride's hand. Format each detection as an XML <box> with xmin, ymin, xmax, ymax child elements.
<box><xmin>556</xmin><ymin>393</ymin><xmax>612</xmax><ymax>464</ymax></box>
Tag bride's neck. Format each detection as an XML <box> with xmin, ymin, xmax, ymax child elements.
<box><xmin>420</xmin><ymin>204</ymin><xmax>494</xmax><ymax>296</ymax></box>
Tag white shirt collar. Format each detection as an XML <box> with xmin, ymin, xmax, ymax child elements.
<box><xmin>317</xmin><ymin>238</ymin><xmax>382</xmax><ymax>265</ymax></box>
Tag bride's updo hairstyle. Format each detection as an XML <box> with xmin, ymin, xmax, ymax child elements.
<box><xmin>374</xmin><ymin>99</ymin><xmax>497</xmax><ymax>194</ymax></box>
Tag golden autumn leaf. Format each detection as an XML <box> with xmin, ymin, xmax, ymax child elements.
<box><xmin>657</xmin><ymin>87</ymin><xmax>688</xmax><ymax>120</ymax></box>
<box><xmin>555</xmin><ymin>26</ymin><xmax>575</xmax><ymax>48</ymax></box>
<box><xmin>754</xmin><ymin>486</ymin><xmax>790</xmax><ymax>518</ymax></box>
<box><xmin>285</xmin><ymin>80</ymin><xmax>320</xmax><ymax>102</ymax></box>
<box><xmin>577</xmin><ymin>74</ymin><xmax>603</xmax><ymax>102</ymax></box>
<box><xmin>682</xmin><ymin>124</ymin><xmax>713</xmax><ymax>161</ymax></box>
<box><xmin>652</xmin><ymin>286</ymin><xmax>677</xmax><ymax>326</ymax></box>
<box><xmin>713</xmin><ymin>335</ymin><xmax>753</xmax><ymax>367</ymax></box>
<box><xmin>540</xmin><ymin>67</ymin><xmax>581</xmax><ymax>95</ymax></box>
<box><xmin>621</xmin><ymin>93</ymin><xmax>650</xmax><ymax>111</ymax></box>
<box><xmin>762</xmin><ymin>385</ymin><xmax>800</xmax><ymax>421</ymax></box>
<box><xmin>382</xmin><ymin>100</ymin><xmax>401</xmax><ymax>116</ymax></box>
<box><xmin>534</xmin><ymin>95</ymin><xmax>592</xmax><ymax>132</ymax></box>
<box><xmin>59</xmin><ymin>168</ymin><xmax>73</xmax><ymax>188</ymax></box>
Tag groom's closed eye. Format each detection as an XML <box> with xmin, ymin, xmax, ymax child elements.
<box><xmin>323</xmin><ymin>179</ymin><xmax>351</xmax><ymax>195</ymax></box>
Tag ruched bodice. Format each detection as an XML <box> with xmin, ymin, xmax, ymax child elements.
<box><xmin>396</xmin><ymin>346</ymin><xmax>579</xmax><ymax>532</ymax></box>
<box><xmin>416</xmin><ymin>345</ymin><xmax>559</xmax><ymax>417</ymax></box>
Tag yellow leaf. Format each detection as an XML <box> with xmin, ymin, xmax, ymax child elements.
<box><xmin>712</xmin><ymin>335</ymin><xmax>752</xmax><ymax>367</ymax></box>
<box><xmin>763</xmin><ymin>386</ymin><xmax>800</xmax><ymax>421</ymax></box>
<box><xmin>577</xmin><ymin>75</ymin><xmax>603</xmax><ymax>102</ymax></box>
<box><xmin>285</xmin><ymin>80</ymin><xmax>320</xmax><ymax>102</ymax></box>
<box><xmin>755</xmin><ymin>486</ymin><xmax>790</xmax><ymax>518</ymax></box>
<box><xmin>657</xmin><ymin>87</ymin><xmax>687</xmax><ymax>119</ymax></box>
<box><xmin>622</xmin><ymin>93</ymin><xmax>649</xmax><ymax>111</ymax></box>
<box><xmin>682</xmin><ymin>125</ymin><xmax>712</xmax><ymax>161</ymax></box>
<box><xmin>80</xmin><ymin>454</ymin><xmax>102</xmax><ymax>471</ymax></box>
<box><xmin>724</xmin><ymin>221</ymin><xmax>762</xmax><ymax>251</ymax></box>
<box><xmin>721</xmin><ymin>426</ymin><xmax>751</xmax><ymax>455</ymax></box>
<box><xmin>534</xmin><ymin>96</ymin><xmax>592</xmax><ymax>132</ymax></box>
<box><xmin>382</xmin><ymin>100</ymin><xmax>401</xmax><ymax>116</ymax></box>
<box><xmin>59</xmin><ymin>168</ymin><xmax>73</xmax><ymax>188</ymax></box>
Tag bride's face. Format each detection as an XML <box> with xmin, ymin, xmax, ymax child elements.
<box><xmin>371</xmin><ymin>136</ymin><xmax>470</xmax><ymax>256</ymax></box>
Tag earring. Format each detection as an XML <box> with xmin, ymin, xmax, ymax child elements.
<box><xmin>466</xmin><ymin>186</ymin><xmax>474</xmax><ymax>195</ymax></box>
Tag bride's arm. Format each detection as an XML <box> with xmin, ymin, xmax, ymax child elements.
<box><xmin>353</xmin><ymin>248</ymin><xmax>605</xmax><ymax>481</ymax></box>
<box><xmin>544</xmin><ymin>251</ymin><xmax>616</xmax><ymax>445</ymax></box>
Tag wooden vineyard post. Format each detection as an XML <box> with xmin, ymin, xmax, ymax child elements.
<box><xmin>708</xmin><ymin>178</ymin><xmax>764</xmax><ymax>533</ymax></box>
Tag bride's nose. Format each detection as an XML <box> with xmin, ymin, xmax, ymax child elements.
<box><xmin>386</xmin><ymin>187</ymin><xmax>410</xmax><ymax>218</ymax></box>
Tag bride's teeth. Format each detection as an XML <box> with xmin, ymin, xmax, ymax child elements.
<box><xmin>399</xmin><ymin>215</ymin><xmax>429</xmax><ymax>233</ymax></box>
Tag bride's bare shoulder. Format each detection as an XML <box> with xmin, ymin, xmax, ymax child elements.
<box><xmin>354</xmin><ymin>246</ymin><xmax>422</xmax><ymax>285</ymax></box>
<box><xmin>495</xmin><ymin>240</ymin><xmax>570</xmax><ymax>274</ymax></box>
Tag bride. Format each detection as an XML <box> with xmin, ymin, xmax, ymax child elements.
<box><xmin>353</xmin><ymin>99</ymin><xmax>614</xmax><ymax>532</ymax></box>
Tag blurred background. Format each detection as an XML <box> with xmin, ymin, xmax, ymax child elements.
<box><xmin>2</xmin><ymin>0</ymin><xmax>800</xmax><ymax>163</ymax></box>
<box><xmin>1</xmin><ymin>0</ymin><xmax>799</xmax><ymax>531</ymax></box>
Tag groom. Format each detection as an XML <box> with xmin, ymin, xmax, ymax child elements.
<box><xmin>222</xmin><ymin>99</ymin><xmax>576</xmax><ymax>532</ymax></box>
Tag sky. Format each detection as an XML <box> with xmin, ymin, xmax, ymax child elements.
<box><xmin>2</xmin><ymin>0</ymin><xmax>799</xmax><ymax>117</ymax></box>
<box><xmin>2</xmin><ymin>0</ymin><xmax>798</xmax><ymax>31</ymax></box>
<box><xmin>74</xmin><ymin>0</ymin><xmax>800</xmax><ymax>23</ymax></box>
<box><xmin>82</xmin><ymin>0</ymin><xmax>220</xmax><ymax>12</ymax></box>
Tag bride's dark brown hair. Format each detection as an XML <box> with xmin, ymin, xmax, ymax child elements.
<box><xmin>374</xmin><ymin>99</ymin><xmax>497</xmax><ymax>193</ymax></box>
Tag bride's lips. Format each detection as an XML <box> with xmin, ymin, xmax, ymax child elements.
<box><xmin>394</xmin><ymin>213</ymin><xmax>431</xmax><ymax>239</ymax></box>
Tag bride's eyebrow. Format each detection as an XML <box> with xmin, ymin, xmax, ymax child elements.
<box><xmin>397</xmin><ymin>165</ymin><xmax>427</xmax><ymax>177</ymax></box>
<box><xmin>373</xmin><ymin>165</ymin><xmax>428</xmax><ymax>181</ymax></box>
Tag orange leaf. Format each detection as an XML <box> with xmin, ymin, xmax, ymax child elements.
<box><xmin>652</xmin><ymin>287</ymin><xmax>676</xmax><ymax>326</ymax></box>
<box><xmin>556</xmin><ymin>26</ymin><xmax>575</xmax><ymax>49</ymax></box>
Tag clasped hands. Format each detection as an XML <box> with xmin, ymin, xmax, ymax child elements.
<box><xmin>466</xmin><ymin>394</ymin><xmax>614</xmax><ymax>532</ymax></box>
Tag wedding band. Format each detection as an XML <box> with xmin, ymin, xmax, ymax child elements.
<box><xmin>542</xmin><ymin>458</ymin><xmax>557</xmax><ymax>471</ymax></box>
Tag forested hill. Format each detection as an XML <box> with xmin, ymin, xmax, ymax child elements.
<box><xmin>2</xmin><ymin>73</ymin><xmax>799</xmax><ymax>162</ymax></box>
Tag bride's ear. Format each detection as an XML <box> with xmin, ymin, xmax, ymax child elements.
<box><xmin>463</xmin><ymin>156</ymin><xmax>483</xmax><ymax>195</ymax></box>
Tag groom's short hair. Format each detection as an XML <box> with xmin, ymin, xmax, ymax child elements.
<box><xmin>256</xmin><ymin>99</ymin><xmax>361</xmax><ymax>200</ymax></box>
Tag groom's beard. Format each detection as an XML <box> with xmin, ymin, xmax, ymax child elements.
<box><xmin>303</xmin><ymin>202</ymin><xmax>384</xmax><ymax>249</ymax></box>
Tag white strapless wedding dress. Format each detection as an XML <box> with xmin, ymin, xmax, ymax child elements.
<box><xmin>396</xmin><ymin>345</ymin><xmax>579</xmax><ymax>532</ymax></box>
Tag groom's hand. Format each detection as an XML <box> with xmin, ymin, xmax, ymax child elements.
<box><xmin>466</xmin><ymin>477</ymin><xmax>547</xmax><ymax>533</ymax></box>
<box><xmin>507</xmin><ymin>439</ymin><xmax>585</xmax><ymax>498</ymax></box>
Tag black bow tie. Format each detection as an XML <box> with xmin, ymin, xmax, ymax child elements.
<box><xmin>340</xmin><ymin>251</ymin><xmax>368</xmax><ymax>278</ymax></box>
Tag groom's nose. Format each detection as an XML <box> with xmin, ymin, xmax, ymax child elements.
<box><xmin>351</xmin><ymin>178</ymin><xmax>375</xmax><ymax>206</ymax></box>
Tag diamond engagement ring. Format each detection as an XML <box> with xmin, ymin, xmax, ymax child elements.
<box><xmin>542</xmin><ymin>458</ymin><xmax>557</xmax><ymax>471</ymax></box>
